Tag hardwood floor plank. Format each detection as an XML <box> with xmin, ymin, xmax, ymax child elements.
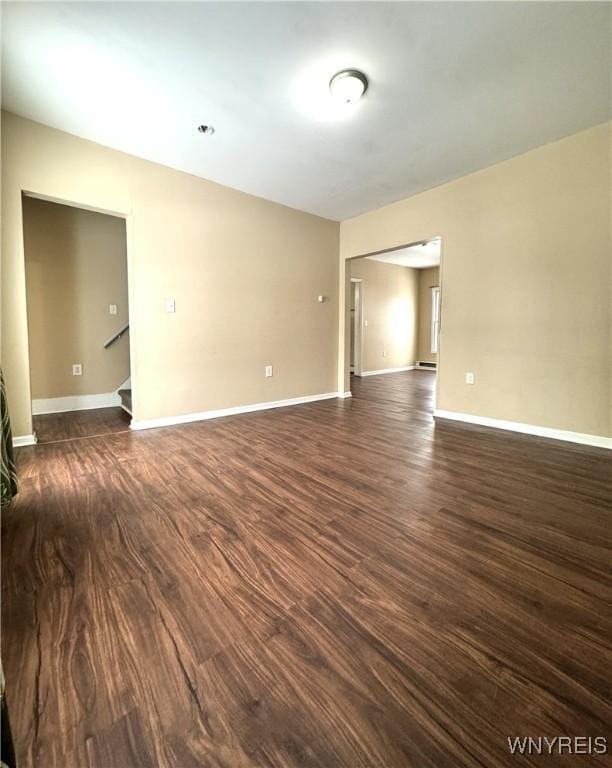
<box><xmin>2</xmin><ymin>371</ymin><xmax>610</xmax><ymax>767</ymax></box>
<box><xmin>33</xmin><ymin>407</ymin><xmax>131</xmax><ymax>444</ymax></box>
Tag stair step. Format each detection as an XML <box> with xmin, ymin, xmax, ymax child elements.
<box><xmin>118</xmin><ymin>388</ymin><xmax>132</xmax><ymax>414</ymax></box>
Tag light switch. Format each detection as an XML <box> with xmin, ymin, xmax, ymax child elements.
<box><xmin>165</xmin><ymin>298</ymin><xmax>176</xmax><ymax>314</ymax></box>
<box><xmin>109</xmin><ymin>304</ymin><xmax>118</xmax><ymax>315</ymax></box>
<box><xmin>265</xmin><ymin>365</ymin><xmax>273</xmax><ymax>378</ymax></box>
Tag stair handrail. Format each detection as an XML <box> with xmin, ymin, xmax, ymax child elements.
<box><xmin>103</xmin><ymin>322</ymin><xmax>129</xmax><ymax>349</ymax></box>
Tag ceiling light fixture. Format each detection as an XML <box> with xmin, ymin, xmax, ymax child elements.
<box><xmin>197</xmin><ymin>124</ymin><xmax>215</xmax><ymax>135</ymax></box>
<box><xmin>329</xmin><ymin>69</ymin><xmax>368</xmax><ymax>105</ymax></box>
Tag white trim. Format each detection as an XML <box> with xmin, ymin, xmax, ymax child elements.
<box><xmin>350</xmin><ymin>278</ymin><xmax>364</xmax><ymax>377</ymax></box>
<box><xmin>131</xmin><ymin>391</ymin><xmax>346</xmax><ymax>431</ymax></box>
<box><xmin>13</xmin><ymin>433</ymin><xmax>38</xmax><ymax>447</ymax></box>
<box><xmin>433</xmin><ymin>409</ymin><xmax>612</xmax><ymax>449</ymax></box>
<box><xmin>22</xmin><ymin>190</ymin><xmax>128</xmax><ymax>218</ymax></box>
<box><xmin>32</xmin><ymin>392</ymin><xmax>121</xmax><ymax>415</ymax></box>
<box><xmin>360</xmin><ymin>365</ymin><xmax>416</xmax><ymax>377</ymax></box>
<box><xmin>431</xmin><ymin>285</ymin><xmax>441</xmax><ymax>354</ymax></box>
<box><xmin>117</xmin><ymin>376</ymin><xmax>131</xmax><ymax>391</ymax></box>
<box><xmin>337</xmin><ymin>391</ymin><xmax>352</xmax><ymax>398</ymax></box>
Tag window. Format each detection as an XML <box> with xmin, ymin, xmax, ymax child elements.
<box><xmin>431</xmin><ymin>286</ymin><xmax>441</xmax><ymax>354</ymax></box>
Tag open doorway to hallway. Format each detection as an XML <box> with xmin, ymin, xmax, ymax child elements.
<box><xmin>349</xmin><ymin>278</ymin><xmax>363</xmax><ymax>376</ymax></box>
<box><xmin>22</xmin><ymin>195</ymin><xmax>132</xmax><ymax>443</ymax></box>
<box><xmin>346</xmin><ymin>238</ymin><xmax>441</xmax><ymax>410</ymax></box>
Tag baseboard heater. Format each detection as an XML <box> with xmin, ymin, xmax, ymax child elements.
<box><xmin>416</xmin><ymin>361</ymin><xmax>437</xmax><ymax>370</ymax></box>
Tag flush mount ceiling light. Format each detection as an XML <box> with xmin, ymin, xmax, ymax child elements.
<box><xmin>293</xmin><ymin>59</ymin><xmax>368</xmax><ymax>121</ymax></box>
<box><xmin>197</xmin><ymin>124</ymin><xmax>215</xmax><ymax>135</ymax></box>
<box><xmin>329</xmin><ymin>69</ymin><xmax>368</xmax><ymax>105</ymax></box>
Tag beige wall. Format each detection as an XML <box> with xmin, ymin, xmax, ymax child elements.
<box><xmin>23</xmin><ymin>197</ymin><xmax>130</xmax><ymax>399</ymax></box>
<box><xmin>340</xmin><ymin>122</ymin><xmax>611</xmax><ymax>438</ymax></box>
<box><xmin>3</xmin><ymin>113</ymin><xmax>610</xmax><ymax>440</ymax></box>
<box><xmin>349</xmin><ymin>258</ymin><xmax>418</xmax><ymax>373</ymax></box>
<box><xmin>2</xmin><ymin>112</ymin><xmax>339</xmax><ymax>437</ymax></box>
<box><xmin>417</xmin><ymin>266</ymin><xmax>440</xmax><ymax>363</ymax></box>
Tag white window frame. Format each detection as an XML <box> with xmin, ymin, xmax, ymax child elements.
<box><xmin>431</xmin><ymin>286</ymin><xmax>441</xmax><ymax>354</ymax></box>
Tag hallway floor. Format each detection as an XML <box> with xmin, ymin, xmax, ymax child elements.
<box><xmin>33</xmin><ymin>406</ymin><xmax>131</xmax><ymax>444</ymax></box>
<box><xmin>3</xmin><ymin>371</ymin><xmax>610</xmax><ymax>767</ymax></box>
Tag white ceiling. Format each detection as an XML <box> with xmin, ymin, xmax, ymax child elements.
<box><xmin>367</xmin><ymin>240</ymin><xmax>441</xmax><ymax>269</ymax></box>
<box><xmin>2</xmin><ymin>2</ymin><xmax>610</xmax><ymax>221</ymax></box>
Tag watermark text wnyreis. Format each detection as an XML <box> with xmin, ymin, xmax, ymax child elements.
<box><xmin>507</xmin><ymin>736</ymin><xmax>607</xmax><ymax>756</ymax></box>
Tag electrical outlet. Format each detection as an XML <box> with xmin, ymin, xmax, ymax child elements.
<box><xmin>382</xmin><ymin>349</ymin><xmax>388</xmax><ymax>358</ymax></box>
<box><xmin>72</xmin><ymin>364</ymin><xmax>82</xmax><ymax>376</ymax></box>
<box><xmin>265</xmin><ymin>365</ymin><xmax>273</xmax><ymax>378</ymax></box>
<box><xmin>465</xmin><ymin>372</ymin><xmax>475</xmax><ymax>384</ymax></box>
<box><xmin>165</xmin><ymin>298</ymin><xmax>176</xmax><ymax>314</ymax></box>
<box><xmin>109</xmin><ymin>304</ymin><xmax>118</xmax><ymax>315</ymax></box>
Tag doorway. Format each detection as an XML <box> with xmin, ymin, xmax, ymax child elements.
<box><xmin>350</xmin><ymin>278</ymin><xmax>364</xmax><ymax>376</ymax></box>
<box><xmin>22</xmin><ymin>195</ymin><xmax>133</xmax><ymax>443</ymax></box>
<box><xmin>344</xmin><ymin>237</ymin><xmax>442</xmax><ymax>411</ymax></box>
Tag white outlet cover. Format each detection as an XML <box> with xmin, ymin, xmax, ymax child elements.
<box><xmin>165</xmin><ymin>298</ymin><xmax>176</xmax><ymax>313</ymax></box>
<box><xmin>265</xmin><ymin>365</ymin><xmax>273</xmax><ymax>377</ymax></box>
<box><xmin>465</xmin><ymin>372</ymin><xmax>475</xmax><ymax>384</ymax></box>
<box><xmin>72</xmin><ymin>364</ymin><xmax>82</xmax><ymax>376</ymax></box>
<box><xmin>109</xmin><ymin>304</ymin><xmax>118</xmax><ymax>315</ymax></box>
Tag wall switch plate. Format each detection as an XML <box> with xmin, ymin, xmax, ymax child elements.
<box><xmin>165</xmin><ymin>298</ymin><xmax>176</xmax><ymax>314</ymax></box>
<box><xmin>109</xmin><ymin>304</ymin><xmax>118</xmax><ymax>315</ymax></box>
<box><xmin>465</xmin><ymin>372</ymin><xmax>475</xmax><ymax>384</ymax></box>
<box><xmin>383</xmin><ymin>350</ymin><xmax>388</xmax><ymax>357</ymax></box>
<box><xmin>72</xmin><ymin>364</ymin><xmax>82</xmax><ymax>376</ymax></box>
<box><xmin>265</xmin><ymin>365</ymin><xmax>273</xmax><ymax>378</ymax></box>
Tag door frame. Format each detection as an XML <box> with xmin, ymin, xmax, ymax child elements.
<box><xmin>350</xmin><ymin>277</ymin><xmax>364</xmax><ymax>377</ymax></box>
<box><xmin>341</xmin><ymin>237</ymin><xmax>444</xmax><ymax>409</ymax></box>
<box><xmin>20</xmin><ymin>190</ymin><xmax>136</xmax><ymax>431</ymax></box>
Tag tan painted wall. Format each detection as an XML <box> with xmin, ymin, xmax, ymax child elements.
<box><xmin>340</xmin><ymin>122</ymin><xmax>611</xmax><ymax>438</ymax></box>
<box><xmin>1</xmin><ymin>112</ymin><xmax>339</xmax><ymax>437</ymax></box>
<box><xmin>23</xmin><ymin>197</ymin><xmax>130</xmax><ymax>399</ymax></box>
<box><xmin>349</xmin><ymin>259</ymin><xmax>418</xmax><ymax>373</ymax></box>
<box><xmin>417</xmin><ymin>267</ymin><xmax>440</xmax><ymax>364</ymax></box>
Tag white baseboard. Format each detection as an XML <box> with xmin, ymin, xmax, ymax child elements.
<box><xmin>12</xmin><ymin>433</ymin><xmax>38</xmax><ymax>448</ymax></box>
<box><xmin>32</xmin><ymin>392</ymin><xmax>121</xmax><ymax>415</ymax></box>
<box><xmin>337</xmin><ymin>391</ymin><xmax>352</xmax><ymax>398</ymax></box>
<box><xmin>131</xmin><ymin>391</ymin><xmax>347</xmax><ymax>431</ymax></box>
<box><xmin>360</xmin><ymin>365</ymin><xmax>415</xmax><ymax>377</ymax></box>
<box><xmin>433</xmin><ymin>409</ymin><xmax>612</xmax><ymax>449</ymax></box>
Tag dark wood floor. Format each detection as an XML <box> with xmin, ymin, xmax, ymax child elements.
<box><xmin>2</xmin><ymin>371</ymin><xmax>610</xmax><ymax>767</ymax></box>
<box><xmin>33</xmin><ymin>406</ymin><xmax>131</xmax><ymax>444</ymax></box>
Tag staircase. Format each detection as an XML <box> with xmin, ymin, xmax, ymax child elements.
<box><xmin>118</xmin><ymin>388</ymin><xmax>132</xmax><ymax>415</ymax></box>
<box><xmin>105</xmin><ymin>323</ymin><xmax>132</xmax><ymax>417</ymax></box>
